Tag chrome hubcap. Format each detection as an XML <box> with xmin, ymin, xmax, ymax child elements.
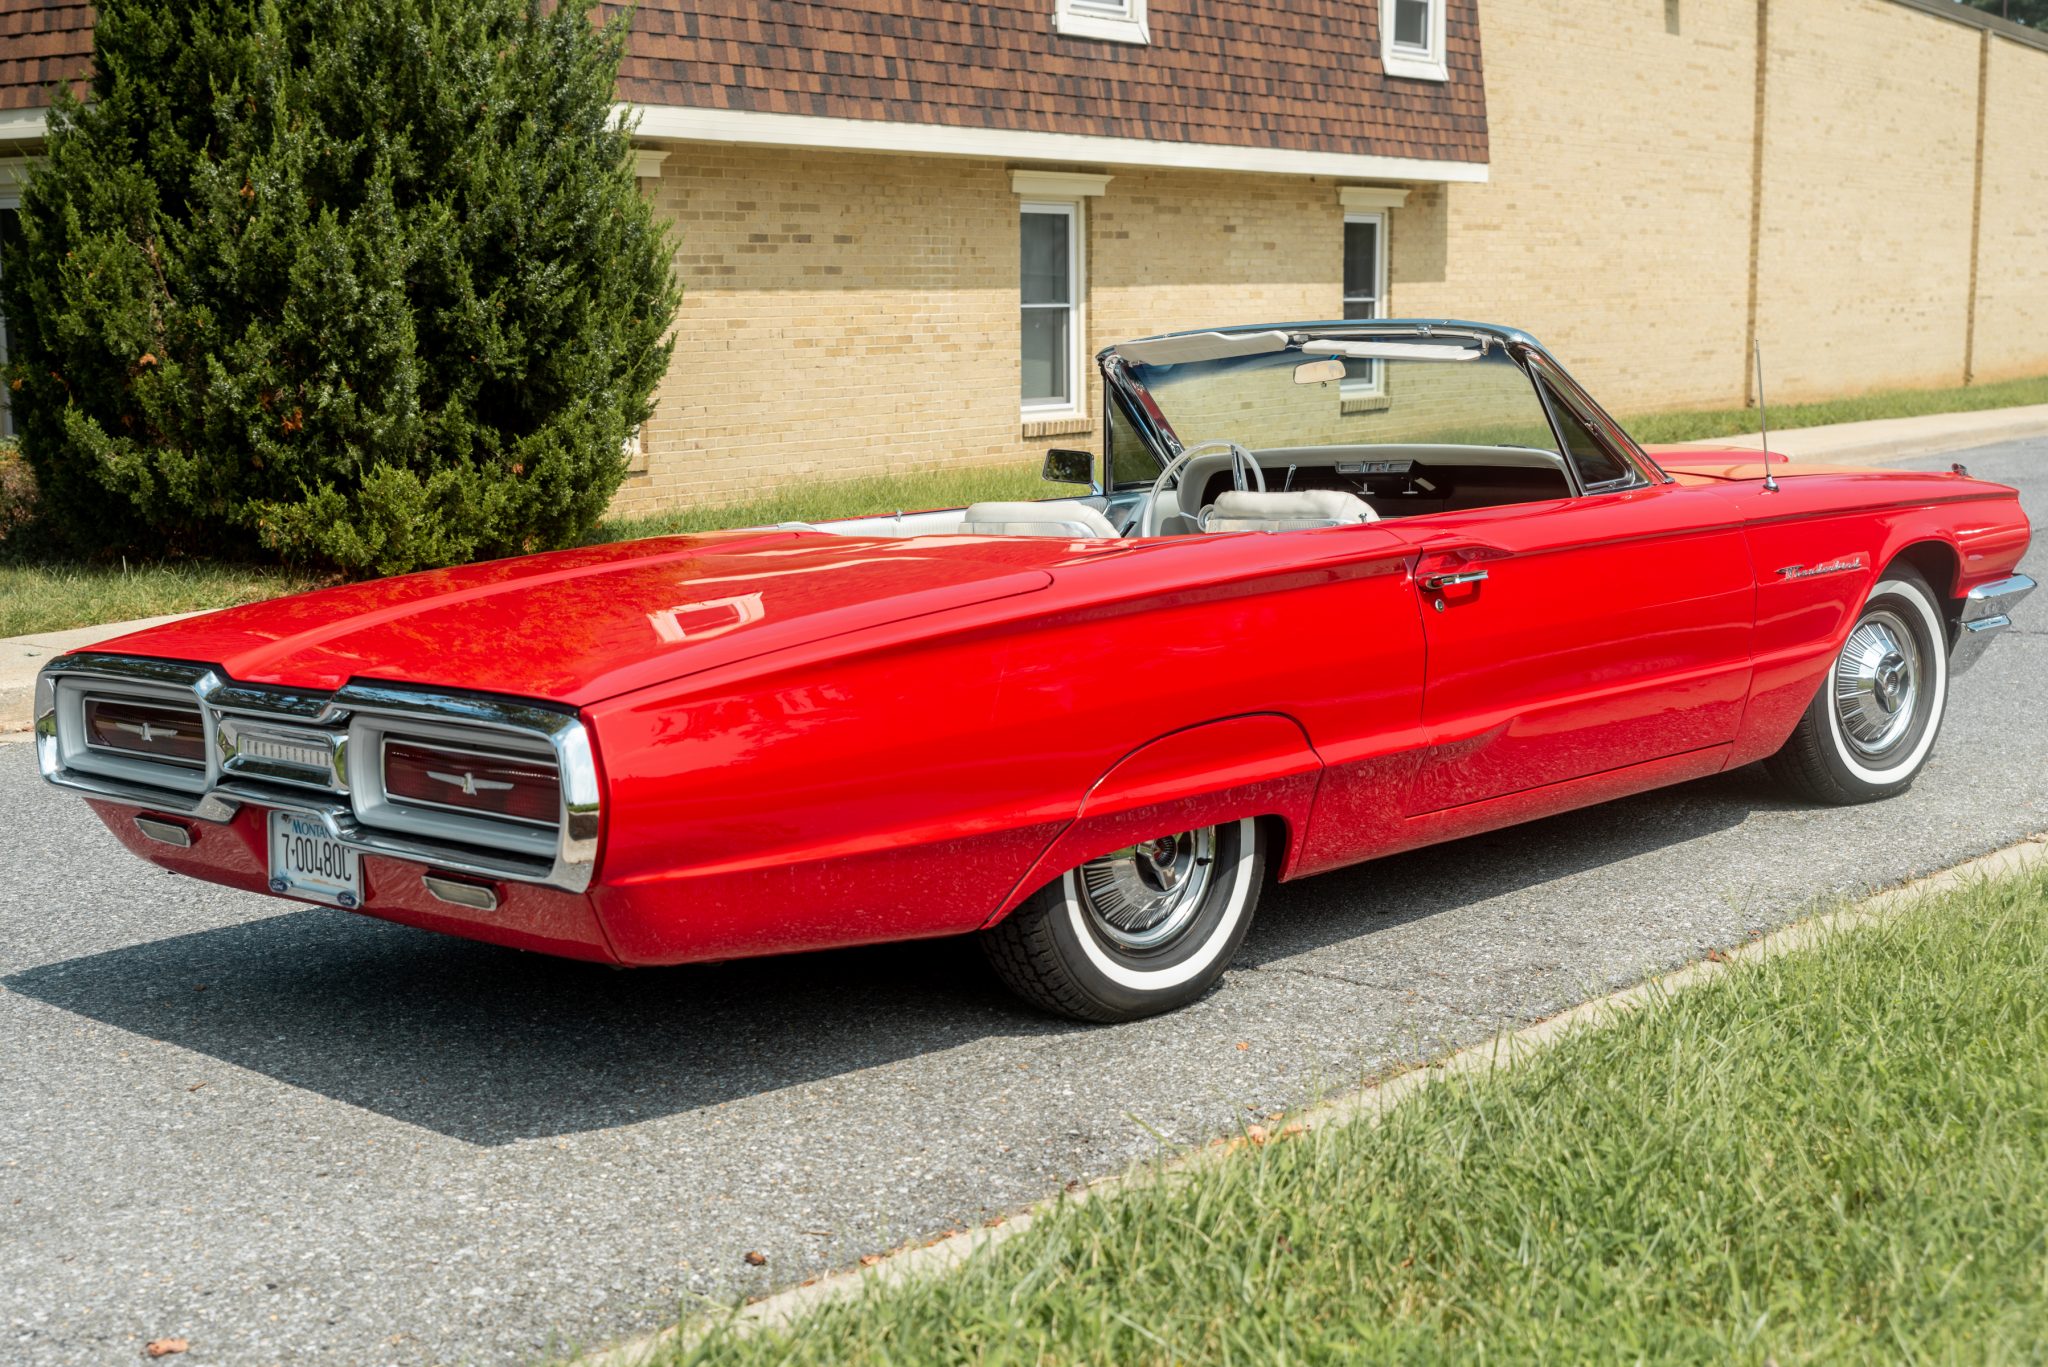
<box><xmin>1834</xmin><ymin>611</ymin><xmax>1922</xmax><ymax>756</ymax></box>
<box><xmin>1076</xmin><ymin>828</ymin><xmax>1217</xmax><ymax>951</ymax></box>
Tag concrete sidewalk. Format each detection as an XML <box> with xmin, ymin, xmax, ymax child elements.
<box><xmin>0</xmin><ymin>612</ymin><xmax>201</xmax><ymax>735</ymax></box>
<box><xmin>1675</xmin><ymin>402</ymin><xmax>2048</xmax><ymax>466</ymax></box>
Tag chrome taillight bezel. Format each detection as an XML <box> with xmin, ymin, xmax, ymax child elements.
<box><xmin>33</xmin><ymin>655</ymin><xmax>601</xmax><ymax>892</ymax></box>
<box><xmin>349</xmin><ymin>716</ymin><xmax>563</xmax><ymax>861</ymax></box>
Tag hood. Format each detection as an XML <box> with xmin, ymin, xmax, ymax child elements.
<box><xmin>1647</xmin><ymin>446</ymin><xmax>1892</xmax><ymax>482</ymax></box>
<box><xmin>82</xmin><ymin>530</ymin><xmax>1070</xmax><ymax>706</ymax></box>
<box><xmin>1648</xmin><ymin>446</ymin><xmax>1797</xmax><ymax>481</ymax></box>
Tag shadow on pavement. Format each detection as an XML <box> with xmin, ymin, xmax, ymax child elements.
<box><xmin>5</xmin><ymin>765</ymin><xmax>1776</xmax><ymax>1145</ymax></box>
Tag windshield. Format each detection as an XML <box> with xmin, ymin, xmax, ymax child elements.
<box><xmin>1126</xmin><ymin>342</ymin><xmax>1558</xmax><ymax>456</ymax></box>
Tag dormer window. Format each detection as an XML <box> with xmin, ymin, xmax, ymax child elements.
<box><xmin>1055</xmin><ymin>0</ymin><xmax>1150</xmax><ymax>46</ymax></box>
<box><xmin>1382</xmin><ymin>0</ymin><xmax>1447</xmax><ymax>81</ymax></box>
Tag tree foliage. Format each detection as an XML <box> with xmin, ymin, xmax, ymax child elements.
<box><xmin>1</xmin><ymin>0</ymin><xmax>678</xmax><ymax>575</ymax></box>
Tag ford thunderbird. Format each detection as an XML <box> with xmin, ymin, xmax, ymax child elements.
<box><xmin>34</xmin><ymin>321</ymin><xmax>2035</xmax><ymax>1020</ymax></box>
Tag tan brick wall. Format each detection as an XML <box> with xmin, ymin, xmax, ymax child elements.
<box><xmin>1751</xmin><ymin>0</ymin><xmax>1980</xmax><ymax>401</ymax></box>
<box><xmin>1971</xmin><ymin>34</ymin><xmax>2048</xmax><ymax>384</ymax></box>
<box><xmin>622</xmin><ymin>151</ymin><xmax>1366</xmax><ymax>511</ymax></box>
<box><xmin>617</xmin><ymin>145</ymin><xmax>1023</xmax><ymax>516</ymax></box>
<box><xmin>1390</xmin><ymin>0</ymin><xmax>1759</xmax><ymax>413</ymax></box>
<box><xmin>622</xmin><ymin>3</ymin><xmax>2048</xmax><ymax>512</ymax></box>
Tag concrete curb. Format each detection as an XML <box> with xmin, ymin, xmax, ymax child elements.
<box><xmin>1674</xmin><ymin>402</ymin><xmax>2048</xmax><ymax>466</ymax></box>
<box><xmin>582</xmin><ymin>832</ymin><xmax>2048</xmax><ymax>1365</ymax></box>
<box><xmin>0</xmin><ymin>612</ymin><xmax>204</xmax><ymax>732</ymax></box>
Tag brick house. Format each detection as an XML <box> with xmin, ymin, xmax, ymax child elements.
<box><xmin>2</xmin><ymin>0</ymin><xmax>2046</xmax><ymax>511</ymax></box>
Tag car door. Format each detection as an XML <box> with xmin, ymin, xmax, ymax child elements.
<box><xmin>1399</xmin><ymin>370</ymin><xmax>1756</xmax><ymax>814</ymax></box>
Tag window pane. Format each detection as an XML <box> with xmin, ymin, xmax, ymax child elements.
<box><xmin>1542</xmin><ymin>378</ymin><xmax>1632</xmax><ymax>486</ymax></box>
<box><xmin>1393</xmin><ymin>0</ymin><xmax>1430</xmax><ymax>49</ymax></box>
<box><xmin>1021</xmin><ymin>212</ymin><xmax>1070</xmax><ymax>306</ymax></box>
<box><xmin>1342</xmin><ymin>220</ymin><xmax>1379</xmax><ymax>303</ymax></box>
<box><xmin>1022</xmin><ymin>307</ymin><xmax>1071</xmax><ymax>405</ymax></box>
<box><xmin>1108</xmin><ymin>392</ymin><xmax>1161</xmax><ymax>487</ymax></box>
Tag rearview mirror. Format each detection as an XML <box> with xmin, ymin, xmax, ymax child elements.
<box><xmin>1042</xmin><ymin>448</ymin><xmax>1094</xmax><ymax>486</ymax></box>
<box><xmin>1293</xmin><ymin>358</ymin><xmax>1347</xmax><ymax>386</ymax></box>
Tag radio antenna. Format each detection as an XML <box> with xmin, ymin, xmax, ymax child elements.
<box><xmin>1754</xmin><ymin>339</ymin><xmax>1780</xmax><ymax>494</ymax></box>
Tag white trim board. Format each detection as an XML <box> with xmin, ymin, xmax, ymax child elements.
<box><xmin>0</xmin><ymin>108</ymin><xmax>48</xmax><ymax>143</ymax></box>
<box><xmin>0</xmin><ymin>99</ymin><xmax>1488</xmax><ymax>183</ymax></box>
<box><xmin>626</xmin><ymin>105</ymin><xmax>1488</xmax><ymax>183</ymax></box>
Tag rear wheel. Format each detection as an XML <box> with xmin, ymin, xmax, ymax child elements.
<box><xmin>980</xmin><ymin>818</ymin><xmax>1264</xmax><ymax>1022</ymax></box>
<box><xmin>1767</xmin><ymin>567</ymin><xmax>1949</xmax><ymax>805</ymax></box>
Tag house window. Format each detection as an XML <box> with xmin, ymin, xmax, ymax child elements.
<box><xmin>1055</xmin><ymin>0</ymin><xmax>1149</xmax><ymax>45</ymax></box>
<box><xmin>1020</xmin><ymin>202</ymin><xmax>1081</xmax><ymax>417</ymax></box>
<box><xmin>1342</xmin><ymin>211</ymin><xmax>1387</xmax><ymax>396</ymax></box>
<box><xmin>1382</xmin><ymin>0</ymin><xmax>1447</xmax><ymax>81</ymax></box>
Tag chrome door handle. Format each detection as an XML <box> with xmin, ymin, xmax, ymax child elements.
<box><xmin>1420</xmin><ymin>568</ymin><xmax>1489</xmax><ymax>591</ymax></box>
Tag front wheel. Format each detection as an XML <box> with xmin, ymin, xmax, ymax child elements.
<box><xmin>1767</xmin><ymin>567</ymin><xmax>1949</xmax><ymax>804</ymax></box>
<box><xmin>980</xmin><ymin>818</ymin><xmax>1265</xmax><ymax>1022</ymax></box>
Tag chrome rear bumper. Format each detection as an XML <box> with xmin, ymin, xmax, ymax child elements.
<box><xmin>1952</xmin><ymin>573</ymin><xmax>2035</xmax><ymax>674</ymax></box>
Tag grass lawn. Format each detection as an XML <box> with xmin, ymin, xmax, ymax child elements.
<box><xmin>1627</xmin><ymin>370</ymin><xmax>2048</xmax><ymax>444</ymax></box>
<box><xmin>648</xmin><ymin>860</ymin><xmax>2048</xmax><ymax>1364</ymax></box>
<box><xmin>0</xmin><ymin>559</ymin><xmax>325</xmax><ymax>639</ymax></box>
<box><xmin>4</xmin><ymin>370</ymin><xmax>2044</xmax><ymax>638</ymax></box>
<box><xmin>594</xmin><ymin>463</ymin><xmax>1076</xmax><ymax>543</ymax></box>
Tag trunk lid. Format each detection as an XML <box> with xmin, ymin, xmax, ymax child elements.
<box><xmin>84</xmin><ymin>530</ymin><xmax>1066</xmax><ymax>705</ymax></box>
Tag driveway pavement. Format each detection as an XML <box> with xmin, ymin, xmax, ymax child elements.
<box><xmin>3</xmin><ymin>441</ymin><xmax>2043</xmax><ymax>1366</ymax></box>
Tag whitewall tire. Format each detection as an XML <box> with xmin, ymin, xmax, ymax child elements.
<box><xmin>1767</xmin><ymin>567</ymin><xmax>1949</xmax><ymax>805</ymax></box>
<box><xmin>980</xmin><ymin>818</ymin><xmax>1265</xmax><ymax>1022</ymax></box>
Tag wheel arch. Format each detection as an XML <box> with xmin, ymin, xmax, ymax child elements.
<box><xmin>1884</xmin><ymin>538</ymin><xmax>1964</xmax><ymax>643</ymax></box>
<box><xmin>982</xmin><ymin>712</ymin><xmax>1323</xmax><ymax>926</ymax></box>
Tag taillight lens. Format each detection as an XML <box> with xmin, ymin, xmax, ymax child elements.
<box><xmin>83</xmin><ymin>697</ymin><xmax>208</xmax><ymax>768</ymax></box>
<box><xmin>382</xmin><ymin>739</ymin><xmax>560</xmax><ymax>828</ymax></box>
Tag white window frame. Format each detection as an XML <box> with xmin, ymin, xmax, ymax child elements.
<box><xmin>1381</xmin><ymin>0</ymin><xmax>1448</xmax><ymax>82</ymax></box>
<box><xmin>1055</xmin><ymin>0</ymin><xmax>1150</xmax><ymax>45</ymax></box>
<box><xmin>1341</xmin><ymin>209</ymin><xmax>1389</xmax><ymax>398</ymax></box>
<box><xmin>1019</xmin><ymin>200</ymin><xmax>1085</xmax><ymax>422</ymax></box>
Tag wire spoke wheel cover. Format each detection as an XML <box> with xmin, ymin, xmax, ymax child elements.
<box><xmin>1076</xmin><ymin>828</ymin><xmax>1216</xmax><ymax>951</ymax></box>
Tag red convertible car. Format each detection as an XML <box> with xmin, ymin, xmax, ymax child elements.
<box><xmin>35</xmin><ymin>321</ymin><xmax>2034</xmax><ymax>1020</ymax></box>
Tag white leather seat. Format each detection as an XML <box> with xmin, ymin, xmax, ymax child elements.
<box><xmin>1202</xmin><ymin>489</ymin><xmax>1378</xmax><ymax>533</ymax></box>
<box><xmin>958</xmin><ymin>500</ymin><xmax>1120</xmax><ymax>538</ymax></box>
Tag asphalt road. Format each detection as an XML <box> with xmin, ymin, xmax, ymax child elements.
<box><xmin>4</xmin><ymin>441</ymin><xmax>2044</xmax><ymax>1366</ymax></box>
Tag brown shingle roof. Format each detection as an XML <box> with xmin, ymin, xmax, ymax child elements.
<box><xmin>613</xmin><ymin>1</ymin><xmax>1488</xmax><ymax>164</ymax></box>
<box><xmin>0</xmin><ymin>0</ymin><xmax>92</xmax><ymax>113</ymax></box>
<box><xmin>0</xmin><ymin>2</ymin><xmax>1488</xmax><ymax>165</ymax></box>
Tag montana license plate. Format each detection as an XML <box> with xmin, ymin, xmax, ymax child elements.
<box><xmin>267</xmin><ymin>811</ymin><xmax>362</xmax><ymax>908</ymax></box>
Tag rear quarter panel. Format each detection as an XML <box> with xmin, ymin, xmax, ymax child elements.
<box><xmin>582</xmin><ymin>527</ymin><xmax>1425</xmax><ymax>964</ymax></box>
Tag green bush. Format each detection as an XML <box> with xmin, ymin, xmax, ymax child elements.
<box><xmin>0</xmin><ymin>441</ymin><xmax>36</xmax><ymax>546</ymax></box>
<box><xmin>0</xmin><ymin>0</ymin><xmax>678</xmax><ymax>576</ymax></box>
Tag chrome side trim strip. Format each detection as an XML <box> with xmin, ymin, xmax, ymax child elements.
<box><xmin>1952</xmin><ymin>573</ymin><xmax>2035</xmax><ymax>675</ymax></box>
<box><xmin>34</xmin><ymin>654</ymin><xmax>601</xmax><ymax>893</ymax></box>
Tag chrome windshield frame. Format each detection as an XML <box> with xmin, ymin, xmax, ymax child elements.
<box><xmin>1096</xmin><ymin>318</ymin><xmax>1670</xmax><ymax>492</ymax></box>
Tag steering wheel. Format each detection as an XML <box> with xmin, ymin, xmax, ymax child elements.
<box><xmin>1137</xmin><ymin>440</ymin><xmax>1265</xmax><ymax>537</ymax></box>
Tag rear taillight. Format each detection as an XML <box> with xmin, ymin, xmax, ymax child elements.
<box><xmin>382</xmin><ymin>739</ymin><xmax>560</xmax><ymax>828</ymax></box>
<box><xmin>82</xmin><ymin>697</ymin><xmax>207</xmax><ymax>768</ymax></box>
